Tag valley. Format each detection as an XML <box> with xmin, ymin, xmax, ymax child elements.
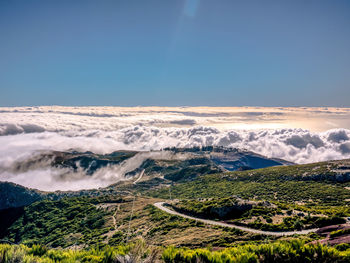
<box><xmin>1</xmin><ymin>147</ymin><xmax>350</xmax><ymax>262</ymax></box>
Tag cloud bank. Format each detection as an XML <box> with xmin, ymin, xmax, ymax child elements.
<box><xmin>0</xmin><ymin>151</ymin><xmax>190</xmax><ymax>191</ymax></box>
<box><xmin>1</xmin><ymin>106</ymin><xmax>350</xmax><ymax>191</ymax></box>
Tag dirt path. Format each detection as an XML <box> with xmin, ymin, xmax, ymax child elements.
<box><xmin>154</xmin><ymin>202</ymin><xmax>319</xmax><ymax>237</ymax></box>
<box><xmin>133</xmin><ymin>169</ymin><xmax>145</xmax><ymax>184</ymax></box>
<box><xmin>112</xmin><ymin>204</ymin><xmax>120</xmax><ymax>230</ymax></box>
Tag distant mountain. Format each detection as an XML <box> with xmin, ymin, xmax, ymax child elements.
<box><xmin>10</xmin><ymin>146</ymin><xmax>292</xmax><ymax>176</ymax></box>
<box><xmin>10</xmin><ymin>150</ymin><xmax>137</xmax><ymax>175</ymax></box>
<box><xmin>164</xmin><ymin>146</ymin><xmax>293</xmax><ymax>171</ymax></box>
<box><xmin>0</xmin><ymin>147</ymin><xmax>293</xmax><ymax>209</ymax></box>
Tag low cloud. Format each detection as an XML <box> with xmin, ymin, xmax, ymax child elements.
<box><xmin>169</xmin><ymin>119</ymin><xmax>197</xmax><ymax>125</ymax></box>
<box><xmin>284</xmin><ymin>134</ymin><xmax>324</xmax><ymax>149</ymax></box>
<box><xmin>328</xmin><ymin>129</ymin><xmax>349</xmax><ymax>143</ymax></box>
<box><xmin>1</xmin><ymin>125</ymin><xmax>349</xmax><ymax>164</ymax></box>
<box><xmin>0</xmin><ymin>123</ymin><xmax>46</xmax><ymax>136</ymax></box>
<box><xmin>1</xmin><ymin>106</ymin><xmax>350</xmax><ymax>191</ymax></box>
<box><xmin>0</xmin><ymin>151</ymin><xmax>191</xmax><ymax>191</ymax></box>
<box><xmin>0</xmin><ymin>127</ymin><xmax>349</xmax><ymax>191</ymax></box>
<box><xmin>340</xmin><ymin>143</ymin><xmax>350</xmax><ymax>154</ymax></box>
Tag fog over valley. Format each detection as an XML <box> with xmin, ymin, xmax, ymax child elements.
<box><xmin>1</xmin><ymin>106</ymin><xmax>350</xmax><ymax>191</ymax></box>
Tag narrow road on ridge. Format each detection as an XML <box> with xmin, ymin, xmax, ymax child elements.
<box><xmin>154</xmin><ymin>202</ymin><xmax>319</xmax><ymax>237</ymax></box>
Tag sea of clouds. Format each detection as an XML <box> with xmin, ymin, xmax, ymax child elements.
<box><xmin>1</xmin><ymin>106</ymin><xmax>350</xmax><ymax>191</ymax></box>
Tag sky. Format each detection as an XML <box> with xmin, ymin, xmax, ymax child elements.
<box><xmin>1</xmin><ymin>0</ymin><xmax>350</xmax><ymax>107</ymax></box>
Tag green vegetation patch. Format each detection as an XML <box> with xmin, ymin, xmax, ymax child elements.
<box><xmin>148</xmin><ymin>165</ymin><xmax>350</xmax><ymax>210</ymax></box>
<box><xmin>0</xmin><ymin>243</ymin><xmax>131</xmax><ymax>263</ymax></box>
<box><xmin>4</xmin><ymin>197</ymin><xmax>111</xmax><ymax>248</ymax></box>
<box><xmin>330</xmin><ymin>228</ymin><xmax>350</xmax><ymax>239</ymax></box>
<box><xmin>171</xmin><ymin>197</ymin><xmax>253</xmax><ymax>220</ymax></box>
<box><xmin>162</xmin><ymin>239</ymin><xmax>350</xmax><ymax>263</ymax></box>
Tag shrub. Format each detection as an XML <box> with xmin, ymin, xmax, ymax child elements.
<box><xmin>29</xmin><ymin>244</ymin><xmax>48</xmax><ymax>256</ymax></box>
<box><xmin>162</xmin><ymin>240</ymin><xmax>350</xmax><ymax>263</ymax></box>
<box><xmin>335</xmin><ymin>243</ymin><xmax>350</xmax><ymax>251</ymax></box>
<box><xmin>0</xmin><ymin>243</ymin><xmax>131</xmax><ymax>263</ymax></box>
<box><xmin>330</xmin><ymin>228</ymin><xmax>350</xmax><ymax>239</ymax></box>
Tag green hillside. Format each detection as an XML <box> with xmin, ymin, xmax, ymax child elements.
<box><xmin>1</xmin><ymin>158</ymin><xmax>350</xmax><ymax>262</ymax></box>
<box><xmin>149</xmin><ymin>160</ymin><xmax>350</xmax><ymax>213</ymax></box>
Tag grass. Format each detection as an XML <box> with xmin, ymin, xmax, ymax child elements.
<box><xmin>147</xmin><ymin>161</ymin><xmax>350</xmax><ymax>220</ymax></box>
<box><xmin>107</xmin><ymin>197</ymin><xmax>262</xmax><ymax>248</ymax></box>
<box><xmin>150</xmin><ymin>175</ymin><xmax>350</xmax><ymax>206</ymax></box>
<box><xmin>1</xmin><ymin>240</ymin><xmax>349</xmax><ymax>263</ymax></box>
<box><xmin>0</xmin><ymin>240</ymin><xmax>162</xmax><ymax>263</ymax></box>
<box><xmin>3</xmin><ymin>239</ymin><xmax>348</xmax><ymax>263</ymax></box>
<box><xmin>2</xmin><ymin>195</ymin><xmax>262</xmax><ymax>249</ymax></box>
<box><xmin>169</xmin><ymin>197</ymin><xmax>346</xmax><ymax>232</ymax></box>
<box><xmin>145</xmin><ymin>161</ymin><xmax>350</xmax><ymax>234</ymax></box>
<box><xmin>162</xmin><ymin>239</ymin><xmax>350</xmax><ymax>263</ymax></box>
<box><xmin>0</xmin><ymin>243</ymin><xmax>130</xmax><ymax>263</ymax></box>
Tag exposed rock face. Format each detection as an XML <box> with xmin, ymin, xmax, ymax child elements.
<box><xmin>0</xmin><ymin>182</ymin><xmax>43</xmax><ymax>210</ymax></box>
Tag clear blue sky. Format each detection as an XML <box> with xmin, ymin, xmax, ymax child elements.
<box><xmin>1</xmin><ymin>0</ymin><xmax>350</xmax><ymax>107</ymax></box>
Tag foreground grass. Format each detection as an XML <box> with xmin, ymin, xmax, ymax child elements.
<box><xmin>0</xmin><ymin>243</ymin><xmax>130</xmax><ymax>263</ymax></box>
<box><xmin>2</xmin><ymin>239</ymin><xmax>350</xmax><ymax>263</ymax></box>
<box><xmin>162</xmin><ymin>239</ymin><xmax>350</xmax><ymax>263</ymax></box>
<box><xmin>0</xmin><ymin>240</ymin><xmax>161</xmax><ymax>263</ymax></box>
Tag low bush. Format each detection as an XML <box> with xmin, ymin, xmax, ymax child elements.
<box><xmin>162</xmin><ymin>239</ymin><xmax>350</xmax><ymax>263</ymax></box>
<box><xmin>330</xmin><ymin>228</ymin><xmax>350</xmax><ymax>239</ymax></box>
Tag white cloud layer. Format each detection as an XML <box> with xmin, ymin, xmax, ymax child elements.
<box><xmin>0</xmin><ymin>151</ymin><xmax>190</xmax><ymax>191</ymax></box>
<box><xmin>1</xmin><ymin>106</ymin><xmax>350</xmax><ymax>191</ymax></box>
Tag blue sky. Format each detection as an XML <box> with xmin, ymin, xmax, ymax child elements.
<box><xmin>1</xmin><ymin>0</ymin><xmax>350</xmax><ymax>107</ymax></box>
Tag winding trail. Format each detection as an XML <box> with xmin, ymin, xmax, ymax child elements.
<box><xmin>154</xmin><ymin>202</ymin><xmax>319</xmax><ymax>237</ymax></box>
<box><xmin>133</xmin><ymin>169</ymin><xmax>145</xmax><ymax>184</ymax></box>
<box><xmin>112</xmin><ymin>204</ymin><xmax>120</xmax><ymax>230</ymax></box>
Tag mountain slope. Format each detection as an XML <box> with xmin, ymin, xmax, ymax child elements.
<box><xmin>1</xmin><ymin>158</ymin><xmax>350</xmax><ymax>250</ymax></box>
<box><xmin>0</xmin><ymin>147</ymin><xmax>292</xmax><ymax>209</ymax></box>
<box><xmin>0</xmin><ymin>182</ymin><xmax>43</xmax><ymax>210</ymax></box>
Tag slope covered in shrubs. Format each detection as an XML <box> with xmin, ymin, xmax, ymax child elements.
<box><xmin>2</xmin><ymin>197</ymin><xmax>111</xmax><ymax>248</ymax></box>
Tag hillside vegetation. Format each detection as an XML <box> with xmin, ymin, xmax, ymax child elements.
<box><xmin>2</xmin><ymin>197</ymin><xmax>111</xmax><ymax>248</ymax></box>
<box><xmin>1</xmin><ymin>157</ymin><xmax>350</xmax><ymax>262</ymax></box>
<box><xmin>149</xmin><ymin>160</ymin><xmax>350</xmax><ymax>214</ymax></box>
<box><xmin>162</xmin><ymin>239</ymin><xmax>350</xmax><ymax>263</ymax></box>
